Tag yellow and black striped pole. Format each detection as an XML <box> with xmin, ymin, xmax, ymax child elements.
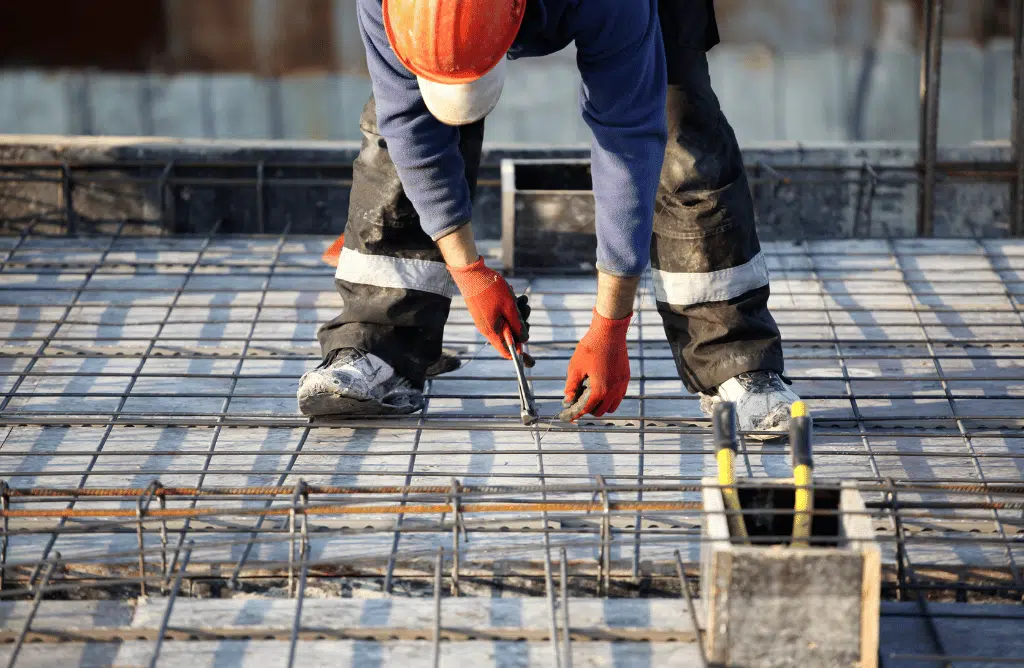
<box><xmin>790</xmin><ymin>401</ymin><xmax>814</xmax><ymax>548</ymax></box>
<box><xmin>713</xmin><ymin>402</ymin><xmax>748</xmax><ymax>541</ymax></box>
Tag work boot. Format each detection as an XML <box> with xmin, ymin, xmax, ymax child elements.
<box><xmin>699</xmin><ymin>371</ymin><xmax>801</xmax><ymax>441</ymax></box>
<box><xmin>297</xmin><ymin>348</ymin><xmax>424</xmax><ymax>417</ymax></box>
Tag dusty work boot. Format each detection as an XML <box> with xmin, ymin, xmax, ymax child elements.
<box><xmin>426</xmin><ymin>348</ymin><xmax>462</xmax><ymax>378</ymax></box>
<box><xmin>699</xmin><ymin>371</ymin><xmax>801</xmax><ymax>441</ymax></box>
<box><xmin>297</xmin><ymin>348</ymin><xmax>424</xmax><ymax>417</ymax></box>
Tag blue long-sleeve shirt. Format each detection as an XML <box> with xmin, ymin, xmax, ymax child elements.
<box><xmin>356</xmin><ymin>0</ymin><xmax>668</xmax><ymax>277</ymax></box>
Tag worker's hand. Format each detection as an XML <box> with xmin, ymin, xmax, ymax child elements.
<box><xmin>561</xmin><ymin>309</ymin><xmax>631</xmax><ymax>421</ymax></box>
<box><xmin>449</xmin><ymin>257</ymin><xmax>532</xmax><ymax>361</ymax></box>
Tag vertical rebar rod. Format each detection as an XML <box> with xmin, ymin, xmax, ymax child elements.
<box><xmin>432</xmin><ymin>547</ymin><xmax>443</xmax><ymax>668</ymax></box>
<box><xmin>136</xmin><ymin>481</ymin><xmax>163</xmax><ymax>598</ymax></box>
<box><xmin>1012</xmin><ymin>0</ymin><xmax>1024</xmax><ymax>236</ymax></box>
<box><xmin>0</xmin><ymin>482</ymin><xmax>7</xmax><ymax>592</ymax></box>
<box><xmin>917</xmin><ymin>0</ymin><xmax>945</xmax><ymax>236</ymax></box>
<box><xmin>560</xmin><ymin>547</ymin><xmax>572</xmax><ymax>668</ymax></box>
<box><xmin>286</xmin><ymin>563</ymin><xmax>309</xmax><ymax>668</ymax></box>
<box><xmin>543</xmin><ymin>542</ymin><xmax>562</xmax><ymax>668</ymax></box>
<box><xmin>675</xmin><ymin>550</ymin><xmax>707</xmax><ymax>668</ymax></box>
<box><xmin>450</xmin><ymin>478</ymin><xmax>461</xmax><ymax>596</ymax></box>
<box><xmin>60</xmin><ymin>163</ymin><xmax>77</xmax><ymax>235</ymax></box>
<box><xmin>149</xmin><ymin>541</ymin><xmax>193</xmax><ymax>668</ymax></box>
<box><xmin>6</xmin><ymin>555</ymin><xmax>58</xmax><ymax>668</ymax></box>
<box><xmin>632</xmin><ymin>289</ymin><xmax>645</xmax><ymax>581</ymax></box>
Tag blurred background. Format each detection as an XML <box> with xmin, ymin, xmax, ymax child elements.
<box><xmin>0</xmin><ymin>0</ymin><xmax>1016</xmax><ymax>144</ymax></box>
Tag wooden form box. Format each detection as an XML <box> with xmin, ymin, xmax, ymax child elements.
<box><xmin>700</xmin><ymin>478</ymin><xmax>881</xmax><ymax>668</ymax></box>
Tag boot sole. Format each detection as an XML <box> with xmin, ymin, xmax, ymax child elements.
<box><xmin>298</xmin><ymin>392</ymin><xmax>424</xmax><ymax>418</ymax></box>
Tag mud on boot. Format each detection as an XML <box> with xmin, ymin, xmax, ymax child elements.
<box><xmin>297</xmin><ymin>348</ymin><xmax>425</xmax><ymax>417</ymax></box>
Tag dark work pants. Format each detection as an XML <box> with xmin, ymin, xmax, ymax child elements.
<box><xmin>318</xmin><ymin>0</ymin><xmax>784</xmax><ymax>393</ymax></box>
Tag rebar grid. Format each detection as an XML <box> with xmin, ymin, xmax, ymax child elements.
<box><xmin>0</xmin><ymin>239</ymin><xmax>1018</xmax><ymax>663</ymax></box>
<box><xmin>0</xmin><ymin>222</ymin><xmax>1020</xmax><ymax>588</ymax></box>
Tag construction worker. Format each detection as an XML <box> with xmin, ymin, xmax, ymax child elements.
<box><xmin>297</xmin><ymin>0</ymin><xmax>801</xmax><ymax>436</ymax></box>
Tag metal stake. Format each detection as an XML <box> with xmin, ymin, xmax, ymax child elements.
<box><xmin>286</xmin><ymin>564</ymin><xmax>309</xmax><ymax>668</ymax></box>
<box><xmin>149</xmin><ymin>541</ymin><xmax>194</xmax><ymax>668</ymax></box>
<box><xmin>917</xmin><ymin>0</ymin><xmax>945</xmax><ymax>236</ymax></box>
<box><xmin>675</xmin><ymin>551</ymin><xmax>708</xmax><ymax>668</ymax></box>
<box><xmin>136</xmin><ymin>481</ymin><xmax>163</xmax><ymax>598</ymax></box>
<box><xmin>1013</xmin><ymin>0</ymin><xmax>1024</xmax><ymax>236</ymax></box>
<box><xmin>0</xmin><ymin>481</ymin><xmax>8</xmax><ymax>592</ymax></box>
<box><xmin>560</xmin><ymin>547</ymin><xmax>572</xmax><ymax>668</ymax></box>
<box><xmin>432</xmin><ymin>547</ymin><xmax>443</xmax><ymax>668</ymax></box>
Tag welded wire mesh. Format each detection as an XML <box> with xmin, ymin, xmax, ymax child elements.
<box><xmin>0</xmin><ymin>160</ymin><xmax>1021</xmax><ymax>665</ymax></box>
<box><xmin>0</xmin><ymin>224</ymin><xmax>1019</xmax><ymax>600</ymax></box>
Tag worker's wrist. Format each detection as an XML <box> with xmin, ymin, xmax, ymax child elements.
<box><xmin>437</xmin><ymin>223</ymin><xmax>479</xmax><ymax>268</ymax></box>
<box><xmin>595</xmin><ymin>271</ymin><xmax>640</xmax><ymax>320</ymax></box>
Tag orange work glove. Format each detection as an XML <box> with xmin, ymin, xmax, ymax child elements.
<box><xmin>448</xmin><ymin>257</ymin><xmax>530</xmax><ymax>360</ymax></box>
<box><xmin>322</xmin><ymin>234</ymin><xmax>345</xmax><ymax>267</ymax></box>
<box><xmin>561</xmin><ymin>309</ymin><xmax>631</xmax><ymax>421</ymax></box>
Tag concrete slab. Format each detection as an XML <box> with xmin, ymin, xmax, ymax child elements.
<box><xmin>851</xmin><ymin>47</ymin><xmax>920</xmax><ymax>141</ymax></box>
<box><xmin>85</xmin><ymin>74</ymin><xmax>150</xmax><ymax>137</ymax></box>
<box><xmin>0</xmin><ymin>71</ymin><xmax>77</xmax><ymax>136</ymax></box>
<box><xmin>986</xmin><ymin>39</ymin><xmax>1014</xmax><ymax>141</ymax></box>
<box><xmin>779</xmin><ymin>50</ymin><xmax>847</xmax><ymax>141</ymax></box>
<box><xmin>711</xmin><ymin>45</ymin><xmax>779</xmax><ymax>142</ymax></box>
<box><xmin>937</xmin><ymin>41</ymin><xmax>986</xmax><ymax>146</ymax></box>
<box><xmin>149</xmin><ymin>74</ymin><xmax>211</xmax><ymax>138</ymax></box>
<box><xmin>209</xmin><ymin>75</ymin><xmax>278</xmax><ymax>140</ymax></box>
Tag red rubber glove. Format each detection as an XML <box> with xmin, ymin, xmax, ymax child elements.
<box><xmin>562</xmin><ymin>309</ymin><xmax>631</xmax><ymax>421</ymax></box>
<box><xmin>449</xmin><ymin>257</ymin><xmax>529</xmax><ymax>360</ymax></box>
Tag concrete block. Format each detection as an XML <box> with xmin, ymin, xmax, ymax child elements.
<box><xmin>779</xmin><ymin>50</ymin><xmax>847</xmax><ymax>141</ymax></box>
<box><xmin>0</xmin><ymin>71</ymin><xmax>77</xmax><ymax>135</ymax></box>
<box><xmin>700</xmin><ymin>479</ymin><xmax>880</xmax><ymax>668</ymax></box>
<box><xmin>276</xmin><ymin>74</ymin><xmax>372</xmax><ymax>141</ymax></box>
<box><xmin>986</xmin><ymin>39</ymin><xmax>1013</xmax><ymax>140</ymax></box>
<box><xmin>712</xmin><ymin>45</ymin><xmax>779</xmax><ymax>142</ymax></box>
<box><xmin>150</xmin><ymin>74</ymin><xmax>211</xmax><ymax>138</ymax></box>
<box><xmin>279</xmin><ymin>75</ymin><xmax>335</xmax><ymax>140</ymax></box>
<box><xmin>209</xmin><ymin>74</ymin><xmax>277</xmax><ymax>139</ymax></box>
<box><xmin>937</xmin><ymin>41</ymin><xmax>985</xmax><ymax>145</ymax></box>
<box><xmin>334</xmin><ymin>74</ymin><xmax>373</xmax><ymax>141</ymax></box>
<box><xmin>854</xmin><ymin>47</ymin><xmax>919</xmax><ymax>141</ymax></box>
<box><xmin>86</xmin><ymin>74</ymin><xmax>150</xmax><ymax>136</ymax></box>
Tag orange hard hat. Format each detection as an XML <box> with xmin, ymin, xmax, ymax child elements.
<box><xmin>382</xmin><ymin>0</ymin><xmax>526</xmax><ymax>85</ymax></box>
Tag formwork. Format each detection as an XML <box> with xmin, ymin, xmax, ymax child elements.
<box><xmin>0</xmin><ymin>2</ymin><xmax>1022</xmax><ymax>665</ymax></box>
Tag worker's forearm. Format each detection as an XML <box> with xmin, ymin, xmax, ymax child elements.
<box><xmin>436</xmin><ymin>224</ymin><xmax>479</xmax><ymax>267</ymax></box>
<box><xmin>595</xmin><ymin>272</ymin><xmax>639</xmax><ymax>320</ymax></box>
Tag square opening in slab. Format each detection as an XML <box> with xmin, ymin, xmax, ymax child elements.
<box><xmin>736</xmin><ymin>485</ymin><xmax>842</xmax><ymax>547</ymax></box>
<box><xmin>514</xmin><ymin>163</ymin><xmax>593</xmax><ymax>191</ymax></box>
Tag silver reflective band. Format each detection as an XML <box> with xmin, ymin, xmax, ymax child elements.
<box><xmin>335</xmin><ymin>247</ymin><xmax>456</xmax><ymax>298</ymax></box>
<box><xmin>651</xmin><ymin>252</ymin><xmax>769</xmax><ymax>306</ymax></box>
